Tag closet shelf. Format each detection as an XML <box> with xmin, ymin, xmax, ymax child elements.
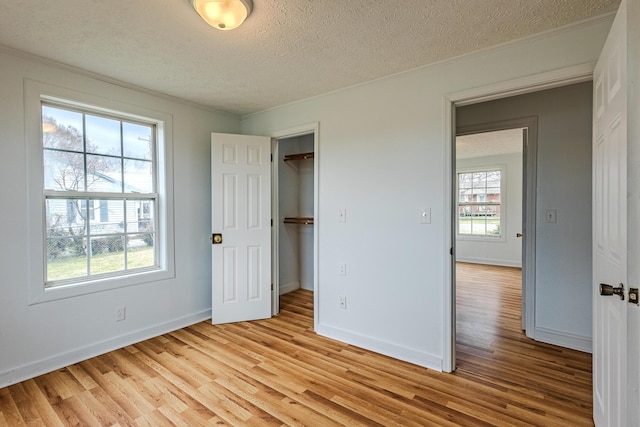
<box><xmin>283</xmin><ymin>217</ymin><xmax>314</xmax><ymax>225</ymax></box>
<box><xmin>283</xmin><ymin>152</ymin><xmax>314</xmax><ymax>162</ymax></box>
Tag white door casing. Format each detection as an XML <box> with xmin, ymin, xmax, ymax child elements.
<box><xmin>211</xmin><ymin>133</ymin><xmax>272</xmax><ymax>324</ymax></box>
<box><xmin>592</xmin><ymin>1</ymin><xmax>627</xmax><ymax>425</ymax></box>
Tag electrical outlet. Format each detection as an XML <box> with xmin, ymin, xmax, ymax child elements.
<box><xmin>116</xmin><ymin>306</ymin><xmax>126</xmax><ymax>322</ymax></box>
<box><xmin>339</xmin><ymin>296</ymin><xmax>347</xmax><ymax>309</ymax></box>
<box><xmin>339</xmin><ymin>264</ymin><xmax>347</xmax><ymax>276</ymax></box>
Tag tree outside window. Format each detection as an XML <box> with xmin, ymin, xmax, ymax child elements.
<box><xmin>43</xmin><ymin>103</ymin><xmax>158</xmax><ymax>285</ymax></box>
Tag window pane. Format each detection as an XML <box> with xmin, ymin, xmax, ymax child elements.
<box><xmin>123</xmin><ymin>122</ymin><xmax>153</xmax><ymax>160</ymax></box>
<box><xmin>45</xmin><ymin>198</ymin><xmax>88</xmax><ymax>282</ymax></box>
<box><xmin>42</xmin><ymin>105</ymin><xmax>84</xmax><ymax>151</ymax></box>
<box><xmin>44</xmin><ymin>150</ymin><xmax>86</xmax><ymax>191</ymax></box>
<box><xmin>487</xmin><ymin>188</ymin><xmax>501</xmax><ymax>203</ymax></box>
<box><xmin>85</xmin><ymin>154</ymin><xmax>122</xmax><ymax>192</ymax></box>
<box><xmin>458</xmin><ymin>207</ymin><xmax>471</xmax><ymax>234</ymax></box>
<box><xmin>458</xmin><ymin>173</ymin><xmax>472</xmax><ymax>189</ymax></box>
<box><xmin>123</xmin><ymin>159</ymin><xmax>153</xmax><ymax>193</ymax></box>
<box><xmin>473</xmin><ymin>172</ymin><xmax>486</xmax><ymax>188</ymax></box>
<box><xmin>486</xmin><ymin>171</ymin><xmax>500</xmax><ymax>188</ymax></box>
<box><xmin>127</xmin><ymin>233</ymin><xmax>155</xmax><ymax>269</ymax></box>
<box><xmin>85</xmin><ymin>115</ymin><xmax>121</xmax><ymax>156</ymax></box>
<box><xmin>90</xmin><ymin>235</ymin><xmax>125</xmax><ymax>274</ymax></box>
<box><xmin>47</xmin><ymin>240</ymin><xmax>88</xmax><ymax>282</ymax></box>
<box><xmin>90</xmin><ymin>200</ymin><xmax>124</xmax><ymax>235</ymax></box>
<box><xmin>487</xmin><ymin>212</ymin><xmax>501</xmax><ymax>235</ymax></box>
<box><xmin>471</xmin><ymin>218</ymin><xmax>487</xmax><ymax>235</ymax></box>
<box><xmin>46</xmin><ymin>199</ymin><xmax>87</xmax><ymax>235</ymax></box>
<box><xmin>127</xmin><ymin>200</ymin><xmax>154</xmax><ymax>233</ymax></box>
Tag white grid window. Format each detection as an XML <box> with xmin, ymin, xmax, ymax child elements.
<box><xmin>457</xmin><ymin>170</ymin><xmax>503</xmax><ymax>238</ymax></box>
<box><xmin>42</xmin><ymin>102</ymin><xmax>159</xmax><ymax>287</ymax></box>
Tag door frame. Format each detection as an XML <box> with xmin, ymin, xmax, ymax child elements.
<box><xmin>270</xmin><ymin>122</ymin><xmax>320</xmax><ymax>327</ymax></box>
<box><xmin>442</xmin><ymin>63</ymin><xmax>594</xmax><ymax>372</ymax></box>
<box><xmin>455</xmin><ymin>118</ymin><xmax>537</xmax><ymax>336</ymax></box>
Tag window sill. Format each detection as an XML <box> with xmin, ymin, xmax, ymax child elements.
<box><xmin>29</xmin><ymin>268</ymin><xmax>174</xmax><ymax>305</ymax></box>
<box><xmin>456</xmin><ymin>234</ymin><xmax>506</xmax><ymax>243</ymax></box>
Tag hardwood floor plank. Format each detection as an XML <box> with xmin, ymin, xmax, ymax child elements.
<box><xmin>455</xmin><ymin>262</ymin><xmax>593</xmax><ymax>425</ymax></box>
<box><xmin>1</xmin><ymin>271</ymin><xmax>593</xmax><ymax>426</ymax></box>
<box><xmin>0</xmin><ymin>388</ymin><xmax>27</xmax><ymax>426</ymax></box>
<box><xmin>21</xmin><ymin>379</ymin><xmax>65</xmax><ymax>427</ymax></box>
<box><xmin>8</xmin><ymin>383</ymin><xmax>42</xmax><ymax>425</ymax></box>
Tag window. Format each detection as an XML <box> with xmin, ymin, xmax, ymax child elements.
<box><xmin>26</xmin><ymin>80</ymin><xmax>174</xmax><ymax>303</ymax></box>
<box><xmin>457</xmin><ymin>169</ymin><xmax>503</xmax><ymax>238</ymax></box>
<box><xmin>42</xmin><ymin>102</ymin><xmax>159</xmax><ymax>286</ymax></box>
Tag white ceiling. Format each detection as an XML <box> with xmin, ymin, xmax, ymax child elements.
<box><xmin>0</xmin><ymin>1</ymin><xmax>619</xmax><ymax>116</ymax></box>
<box><xmin>456</xmin><ymin>128</ymin><xmax>524</xmax><ymax>159</ymax></box>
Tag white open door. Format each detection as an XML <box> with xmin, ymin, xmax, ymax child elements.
<box><xmin>592</xmin><ymin>1</ymin><xmax>628</xmax><ymax>425</ymax></box>
<box><xmin>211</xmin><ymin>133</ymin><xmax>272</xmax><ymax>324</ymax></box>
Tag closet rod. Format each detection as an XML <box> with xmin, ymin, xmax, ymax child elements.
<box><xmin>283</xmin><ymin>217</ymin><xmax>314</xmax><ymax>225</ymax></box>
<box><xmin>283</xmin><ymin>152</ymin><xmax>314</xmax><ymax>162</ymax></box>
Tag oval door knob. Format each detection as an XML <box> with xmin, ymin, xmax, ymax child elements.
<box><xmin>212</xmin><ymin>233</ymin><xmax>223</xmax><ymax>244</ymax></box>
<box><xmin>600</xmin><ymin>283</ymin><xmax>625</xmax><ymax>300</ymax></box>
<box><xmin>516</xmin><ymin>233</ymin><xmax>523</xmax><ymax>238</ymax></box>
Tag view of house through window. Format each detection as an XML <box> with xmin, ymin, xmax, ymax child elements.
<box><xmin>458</xmin><ymin>170</ymin><xmax>502</xmax><ymax>237</ymax></box>
<box><xmin>42</xmin><ymin>102</ymin><xmax>158</xmax><ymax>285</ymax></box>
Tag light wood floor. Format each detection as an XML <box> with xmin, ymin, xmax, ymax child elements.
<box><xmin>456</xmin><ymin>262</ymin><xmax>593</xmax><ymax>426</ymax></box>
<box><xmin>1</xmin><ymin>268</ymin><xmax>593</xmax><ymax>426</ymax></box>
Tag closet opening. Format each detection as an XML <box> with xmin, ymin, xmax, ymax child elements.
<box><xmin>271</xmin><ymin>130</ymin><xmax>317</xmax><ymax>317</ymax></box>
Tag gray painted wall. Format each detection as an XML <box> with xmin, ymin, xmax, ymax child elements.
<box><xmin>457</xmin><ymin>82</ymin><xmax>593</xmax><ymax>350</ymax></box>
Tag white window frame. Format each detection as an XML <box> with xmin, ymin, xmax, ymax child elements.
<box><xmin>25</xmin><ymin>80</ymin><xmax>175</xmax><ymax>304</ymax></box>
<box><xmin>456</xmin><ymin>165</ymin><xmax>506</xmax><ymax>242</ymax></box>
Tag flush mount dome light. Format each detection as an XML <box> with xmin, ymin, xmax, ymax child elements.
<box><xmin>192</xmin><ymin>0</ymin><xmax>253</xmax><ymax>30</ymax></box>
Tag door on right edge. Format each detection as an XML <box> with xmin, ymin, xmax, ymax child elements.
<box><xmin>592</xmin><ymin>1</ymin><xmax>627</xmax><ymax>425</ymax></box>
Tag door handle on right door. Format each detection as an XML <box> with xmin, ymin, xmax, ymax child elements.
<box><xmin>516</xmin><ymin>233</ymin><xmax>523</xmax><ymax>238</ymax></box>
<box><xmin>599</xmin><ymin>283</ymin><xmax>625</xmax><ymax>300</ymax></box>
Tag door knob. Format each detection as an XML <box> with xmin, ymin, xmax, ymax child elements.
<box><xmin>211</xmin><ymin>233</ymin><xmax>223</xmax><ymax>244</ymax></box>
<box><xmin>516</xmin><ymin>233</ymin><xmax>523</xmax><ymax>238</ymax></box>
<box><xmin>600</xmin><ymin>283</ymin><xmax>625</xmax><ymax>300</ymax></box>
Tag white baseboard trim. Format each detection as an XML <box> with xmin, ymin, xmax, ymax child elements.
<box><xmin>456</xmin><ymin>257</ymin><xmax>522</xmax><ymax>268</ymax></box>
<box><xmin>316</xmin><ymin>324</ymin><xmax>443</xmax><ymax>371</ymax></box>
<box><xmin>534</xmin><ymin>326</ymin><xmax>592</xmax><ymax>353</ymax></box>
<box><xmin>280</xmin><ymin>281</ymin><xmax>300</xmax><ymax>295</ymax></box>
<box><xmin>0</xmin><ymin>309</ymin><xmax>212</xmax><ymax>388</ymax></box>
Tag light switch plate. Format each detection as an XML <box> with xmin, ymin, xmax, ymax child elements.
<box><xmin>545</xmin><ymin>209</ymin><xmax>557</xmax><ymax>223</ymax></box>
<box><xmin>421</xmin><ymin>208</ymin><xmax>431</xmax><ymax>224</ymax></box>
<box><xmin>338</xmin><ymin>208</ymin><xmax>347</xmax><ymax>223</ymax></box>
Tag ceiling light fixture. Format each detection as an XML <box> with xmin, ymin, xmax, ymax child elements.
<box><xmin>191</xmin><ymin>0</ymin><xmax>253</xmax><ymax>31</ymax></box>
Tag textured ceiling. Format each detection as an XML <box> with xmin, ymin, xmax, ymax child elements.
<box><xmin>0</xmin><ymin>1</ymin><xmax>619</xmax><ymax>116</ymax></box>
<box><xmin>456</xmin><ymin>128</ymin><xmax>523</xmax><ymax>159</ymax></box>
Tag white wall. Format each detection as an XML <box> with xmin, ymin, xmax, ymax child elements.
<box><xmin>241</xmin><ymin>17</ymin><xmax>612</xmax><ymax>369</ymax></box>
<box><xmin>456</xmin><ymin>153</ymin><xmax>523</xmax><ymax>267</ymax></box>
<box><xmin>457</xmin><ymin>82</ymin><xmax>594</xmax><ymax>351</ymax></box>
<box><xmin>0</xmin><ymin>48</ymin><xmax>240</xmax><ymax>386</ymax></box>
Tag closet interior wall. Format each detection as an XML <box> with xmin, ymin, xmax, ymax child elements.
<box><xmin>278</xmin><ymin>134</ymin><xmax>314</xmax><ymax>294</ymax></box>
